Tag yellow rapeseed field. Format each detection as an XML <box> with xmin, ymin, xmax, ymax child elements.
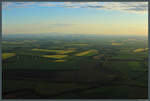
<box><xmin>75</xmin><ymin>50</ymin><xmax>98</xmax><ymax>56</ymax></box>
<box><xmin>54</xmin><ymin>60</ymin><xmax>66</xmax><ymax>62</ymax></box>
<box><xmin>2</xmin><ymin>53</ymin><xmax>16</xmax><ymax>60</ymax></box>
<box><xmin>65</xmin><ymin>43</ymin><xmax>88</xmax><ymax>46</ymax></box>
<box><xmin>111</xmin><ymin>43</ymin><xmax>122</xmax><ymax>45</ymax></box>
<box><xmin>41</xmin><ymin>55</ymin><xmax>68</xmax><ymax>59</ymax></box>
<box><xmin>133</xmin><ymin>48</ymin><xmax>148</xmax><ymax>52</ymax></box>
<box><xmin>32</xmin><ymin>48</ymin><xmax>75</xmax><ymax>54</ymax></box>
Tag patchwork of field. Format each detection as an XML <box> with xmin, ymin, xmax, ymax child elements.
<box><xmin>2</xmin><ymin>35</ymin><xmax>148</xmax><ymax>99</ymax></box>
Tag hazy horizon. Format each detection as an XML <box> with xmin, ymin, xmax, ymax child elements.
<box><xmin>2</xmin><ymin>2</ymin><xmax>148</xmax><ymax>36</ymax></box>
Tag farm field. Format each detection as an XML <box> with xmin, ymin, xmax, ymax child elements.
<box><xmin>2</xmin><ymin>53</ymin><xmax>16</xmax><ymax>60</ymax></box>
<box><xmin>2</xmin><ymin>34</ymin><xmax>148</xmax><ymax>99</ymax></box>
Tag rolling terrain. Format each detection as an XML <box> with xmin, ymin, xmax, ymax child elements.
<box><xmin>2</xmin><ymin>34</ymin><xmax>148</xmax><ymax>99</ymax></box>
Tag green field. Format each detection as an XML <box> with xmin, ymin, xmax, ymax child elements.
<box><xmin>2</xmin><ymin>35</ymin><xmax>148</xmax><ymax>99</ymax></box>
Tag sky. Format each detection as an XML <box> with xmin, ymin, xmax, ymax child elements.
<box><xmin>2</xmin><ymin>2</ymin><xmax>148</xmax><ymax>36</ymax></box>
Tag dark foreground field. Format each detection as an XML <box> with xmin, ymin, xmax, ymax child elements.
<box><xmin>2</xmin><ymin>34</ymin><xmax>148</xmax><ymax>99</ymax></box>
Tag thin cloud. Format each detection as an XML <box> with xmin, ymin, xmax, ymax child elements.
<box><xmin>2</xmin><ymin>2</ymin><xmax>36</xmax><ymax>8</ymax></box>
<box><xmin>2</xmin><ymin>2</ymin><xmax>148</xmax><ymax>14</ymax></box>
<box><xmin>48</xmin><ymin>23</ymin><xmax>76</xmax><ymax>28</ymax></box>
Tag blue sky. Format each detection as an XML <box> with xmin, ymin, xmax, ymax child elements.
<box><xmin>2</xmin><ymin>2</ymin><xmax>148</xmax><ymax>36</ymax></box>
